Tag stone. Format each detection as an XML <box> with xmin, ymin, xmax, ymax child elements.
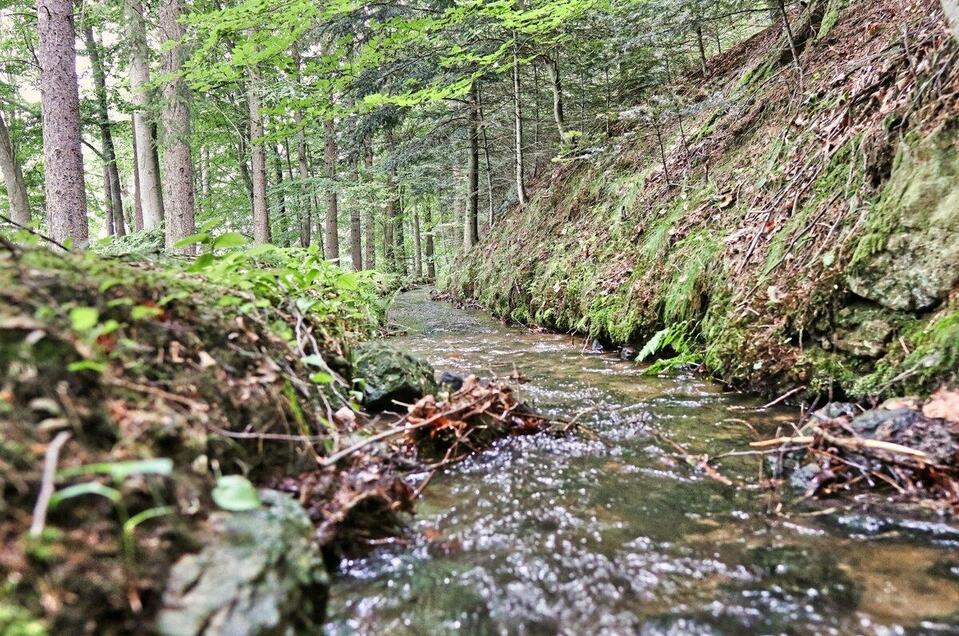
<box><xmin>847</xmin><ymin>125</ymin><xmax>959</xmax><ymax>311</ymax></box>
<box><xmin>619</xmin><ymin>346</ymin><xmax>638</xmax><ymax>361</ymax></box>
<box><xmin>832</xmin><ymin>318</ymin><xmax>894</xmax><ymax>358</ymax></box>
<box><xmin>156</xmin><ymin>490</ymin><xmax>328</xmax><ymax>636</ymax></box>
<box><xmin>352</xmin><ymin>341</ymin><xmax>437</xmax><ymax>408</ymax></box>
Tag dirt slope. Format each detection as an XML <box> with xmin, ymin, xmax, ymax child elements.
<box><xmin>450</xmin><ymin>0</ymin><xmax>959</xmax><ymax>400</ymax></box>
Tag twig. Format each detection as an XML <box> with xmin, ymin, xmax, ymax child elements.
<box><xmin>30</xmin><ymin>431</ymin><xmax>72</xmax><ymax>538</ymax></box>
<box><xmin>750</xmin><ymin>434</ymin><xmax>928</xmax><ymax>459</ymax></box>
<box><xmin>761</xmin><ymin>385</ymin><xmax>806</xmax><ymax>409</ymax></box>
<box><xmin>0</xmin><ymin>212</ymin><xmax>71</xmax><ymax>252</ymax></box>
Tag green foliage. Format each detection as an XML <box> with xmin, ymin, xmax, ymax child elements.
<box><xmin>212</xmin><ymin>475</ymin><xmax>262</xmax><ymax>512</ymax></box>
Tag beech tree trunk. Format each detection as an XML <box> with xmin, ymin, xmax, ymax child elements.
<box><xmin>513</xmin><ymin>41</ymin><xmax>528</xmax><ymax>206</ymax></box>
<box><xmin>125</xmin><ymin>0</ymin><xmax>163</xmax><ymax>231</ymax></box>
<box><xmin>159</xmin><ymin>0</ymin><xmax>196</xmax><ymax>253</ymax></box>
<box><xmin>363</xmin><ymin>144</ymin><xmax>375</xmax><ymax>269</ymax></box>
<box><xmin>423</xmin><ymin>205</ymin><xmax>435</xmax><ymax>281</ymax></box>
<box><xmin>384</xmin><ymin>167</ymin><xmax>396</xmax><ymax>270</ymax></box>
<box><xmin>413</xmin><ymin>208</ymin><xmax>423</xmax><ymax>279</ymax></box>
<box><xmin>0</xmin><ymin>111</ymin><xmax>31</xmax><ymax>226</ymax></box>
<box><xmin>102</xmin><ymin>165</ymin><xmax>114</xmax><ymax>235</ymax></box>
<box><xmin>130</xmin><ymin>116</ymin><xmax>144</xmax><ymax>231</ymax></box>
<box><xmin>248</xmin><ymin>69</ymin><xmax>270</xmax><ymax>244</ymax></box>
<box><xmin>38</xmin><ymin>0</ymin><xmax>87</xmax><ymax>246</ymax></box>
<box><xmin>82</xmin><ymin>25</ymin><xmax>125</xmax><ymax>236</ymax></box>
<box><xmin>324</xmin><ymin>117</ymin><xmax>339</xmax><ymax>261</ymax></box>
<box><xmin>465</xmin><ymin>80</ymin><xmax>480</xmax><ymax>248</ymax></box>
<box><xmin>292</xmin><ymin>45</ymin><xmax>311</xmax><ymax>247</ymax></box>
<box><xmin>394</xmin><ymin>188</ymin><xmax>407</xmax><ymax>275</ymax></box>
<box><xmin>350</xmin><ymin>163</ymin><xmax>362</xmax><ymax>271</ymax></box>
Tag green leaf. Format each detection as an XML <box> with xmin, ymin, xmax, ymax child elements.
<box><xmin>188</xmin><ymin>253</ymin><xmax>215</xmax><ymax>271</ymax></box>
<box><xmin>131</xmin><ymin>305</ymin><xmax>163</xmax><ymax>320</ymax></box>
<box><xmin>49</xmin><ymin>482</ymin><xmax>122</xmax><ymax>507</ymax></box>
<box><xmin>69</xmin><ymin>307</ymin><xmax>99</xmax><ymax>331</ymax></box>
<box><xmin>309</xmin><ymin>371</ymin><xmax>333</xmax><ymax>384</ymax></box>
<box><xmin>60</xmin><ymin>458</ymin><xmax>174</xmax><ymax>482</ymax></box>
<box><xmin>67</xmin><ymin>360</ymin><xmax>106</xmax><ymax>374</ymax></box>
<box><xmin>300</xmin><ymin>354</ymin><xmax>326</xmax><ymax>368</ymax></box>
<box><xmin>174</xmin><ymin>233</ymin><xmax>209</xmax><ymax>248</ymax></box>
<box><xmin>213</xmin><ymin>232</ymin><xmax>249</xmax><ymax>249</ymax></box>
<box><xmin>123</xmin><ymin>505</ymin><xmax>175</xmax><ymax>538</ymax></box>
<box><xmin>295</xmin><ymin>297</ymin><xmax>317</xmax><ymax>313</ymax></box>
<box><xmin>211</xmin><ymin>475</ymin><xmax>261</xmax><ymax>511</ymax></box>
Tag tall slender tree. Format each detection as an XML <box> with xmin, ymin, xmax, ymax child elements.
<box><xmin>249</xmin><ymin>68</ymin><xmax>270</xmax><ymax>244</ymax></box>
<box><xmin>0</xmin><ymin>111</ymin><xmax>30</xmax><ymax>226</ymax></box>
<box><xmin>82</xmin><ymin>25</ymin><xmax>125</xmax><ymax>236</ymax></box>
<box><xmin>125</xmin><ymin>0</ymin><xmax>164</xmax><ymax>230</ymax></box>
<box><xmin>159</xmin><ymin>0</ymin><xmax>196</xmax><ymax>252</ymax></box>
<box><xmin>37</xmin><ymin>0</ymin><xmax>87</xmax><ymax>245</ymax></box>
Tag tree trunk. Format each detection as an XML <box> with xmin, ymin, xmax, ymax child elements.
<box><xmin>546</xmin><ymin>55</ymin><xmax>566</xmax><ymax>141</ymax></box>
<box><xmin>423</xmin><ymin>204</ymin><xmax>435</xmax><ymax>281</ymax></box>
<box><xmin>292</xmin><ymin>45</ymin><xmax>311</xmax><ymax>247</ymax></box>
<box><xmin>465</xmin><ymin>80</ymin><xmax>480</xmax><ymax>248</ymax></box>
<box><xmin>413</xmin><ymin>208</ymin><xmax>423</xmax><ymax>279</ymax></box>
<box><xmin>384</xmin><ymin>168</ymin><xmax>396</xmax><ymax>271</ymax></box>
<box><xmin>272</xmin><ymin>144</ymin><xmax>286</xmax><ymax>242</ymax></box>
<box><xmin>38</xmin><ymin>0</ymin><xmax>87</xmax><ymax>245</ymax></box>
<box><xmin>350</xmin><ymin>163</ymin><xmax>362</xmax><ymax>270</ymax></box>
<box><xmin>125</xmin><ymin>0</ymin><xmax>163</xmax><ymax>231</ymax></box>
<box><xmin>83</xmin><ymin>25</ymin><xmax>125</xmax><ymax>237</ymax></box>
<box><xmin>512</xmin><ymin>41</ymin><xmax>528</xmax><ymax>206</ymax></box>
<box><xmin>200</xmin><ymin>145</ymin><xmax>210</xmax><ymax>209</ymax></box>
<box><xmin>102</xmin><ymin>165</ymin><xmax>115</xmax><ymax>235</ymax></box>
<box><xmin>159</xmin><ymin>0</ymin><xmax>196</xmax><ymax>253</ymax></box>
<box><xmin>477</xmin><ymin>87</ymin><xmax>495</xmax><ymax>226</ymax></box>
<box><xmin>130</xmin><ymin>116</ymin><xmax>144</xmax><ymax>231</ymax></box>
<box><xmin>695</xmin><ymin>22</ymin><xmax>708</xmax><ymax>75</ymax></box>
<box><xmin>324</xmin><ymin>117</ymin><xmax>338</xmax><ymax>261</ymax></box>
<box><xmin>394</xmin><ymin>187</ymin><xmax>407</xmax><ymax>275</ymax></box>
<box><xmin>0</xmin><ymin>111</ymin><xmax>31</xmax><ymax>226</ymax></box>
<box><xmin>248</xmin><ymin>68</ymin><xmax>270</xmax><ymax>244</ymax></box>
<box><xmin>363</xmin><ymin>143</ymin><xmax>375</xmax><ymax>268</ymax></box>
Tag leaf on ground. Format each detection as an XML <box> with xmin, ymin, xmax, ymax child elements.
<box><xmin>211</xmin><ymin>475</ymin><xmax>261</xmax><ymax>511</ymax></box>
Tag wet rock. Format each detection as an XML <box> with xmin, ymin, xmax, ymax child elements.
<box><xmin>848</xmin><ymin>407</ymin><xmax>958</xmax><ymax>464</ymax></box>
<box><xmin>847</xmin><ymin>124</ymin><xmax>959</xmax><ymax>311</ymax></box>
<box><xmin>352</xmin><ymin>341</ymin><xmax>437</xmax><ymax>408</ymax></box>
<box><xmin>438</xmin><ymin>371</ymin><xmax>464</xmax><ymax>392</ymax></box>
<box><xmin>832</xmin><ymin>318</ymin><xmax>894</xmax><ymax>358</ymax></box>
<box><xmin>156</xmin><ymin>490</ymin><xmax>328</xmax><ymax>636</ymax></box>
<box><xmin>620</xmin><ymin>346</ymin><xmax>638</xmax><ymax>361</ymax></box>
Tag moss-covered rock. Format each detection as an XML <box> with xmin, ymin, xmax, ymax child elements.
<box><xmin>352</xmin><ymin>341</ymin><xmax>437</xmax><ymax>407</ymax></box>
<box><xmin>847</xmin><ymin>124</ymin><xmax>959</xmax><ymax>311</ymax></box>
<box><xmin>156</xmin><ymin>490</ymin><xmax>328</xmax><ymax>636</ymax></box>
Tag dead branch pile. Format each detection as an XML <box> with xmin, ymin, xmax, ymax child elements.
<box><xmin>754</xmin><ymin>388</ymin><xmax>959</xmax><ymax>508</ymax></box>
<box><xmin>406</xmin><ymin>375</ymin><xmax>551</xmax><ymax>461</ymax></box>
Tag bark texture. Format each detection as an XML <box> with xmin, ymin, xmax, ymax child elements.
<box><xmin>465</xmin><ymin>80</ymin><xmax>480</xmax><ymax>247</ymax></box>
<box><xmin>125</xmin><ymin>0</ymin><xmax>163</xmax><ymax>230</ymax></box>
<box><xmin>324</xmin><ymin>117</ymin><xmax>339</xmax><ymax>261</ymax></box>
<box><xmin>248</xmin><ymin>69</ymin><xmax>270</xmax><ymax>244</ymax></box>
<box><xmin>160</xmin><ymin>0</ymin><xmax>196</xmax><ymax>253</ymax></box>
<box><xmin>0</xmin><ymin>111</ymin><xmax>31</xmax><ymax>226</ymax></box>
<box><xmin>38</xmin><ymin>0</ymin><xmax>88</xmax><ymax>245</ymax></box>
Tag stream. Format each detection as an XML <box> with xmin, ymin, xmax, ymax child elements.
<box><xmin>325</xmin><ymin>288</ymin><xmax>959</xmax><ymax>635</ymax></box>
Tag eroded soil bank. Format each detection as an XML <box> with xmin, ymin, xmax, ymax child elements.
<box><xmin>327</xmin><ymin>288</ymin><xmax>959</xmax><ymax>636</ymax></box>
<box><xmin>448</xmin><ymin>0</ymin><xmax>959</xmax><ymax>402</ymax></box>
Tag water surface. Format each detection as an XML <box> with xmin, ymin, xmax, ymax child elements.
<box><xmin>326</xmin><ymin>288</ymin><xmax>959</xmax><ymax>635</ymax></box>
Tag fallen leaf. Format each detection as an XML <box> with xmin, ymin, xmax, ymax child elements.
<box><xmin>923</xmin><ymin>388</ymin><xmax>959</xmax><ymax>424</ymax></box>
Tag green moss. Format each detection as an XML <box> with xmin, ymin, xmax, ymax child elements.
<box><xmin>817</xmin><ymin>0</ymin><xmax>848</xmax><ymax>40</ymax></box>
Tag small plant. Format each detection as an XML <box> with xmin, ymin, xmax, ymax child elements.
<box><xmin>45</xmin><ymin>458</ymin><xmax>175</xmax><ymax>566</ymax></box>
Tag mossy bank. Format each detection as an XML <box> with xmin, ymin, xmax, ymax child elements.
<box><xmin>449</xmin><ymin>0</ymin><xmax>959</xmax><ymax>401</ymax></box>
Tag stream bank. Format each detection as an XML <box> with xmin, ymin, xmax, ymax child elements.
<box><xmin>448</xmin><ymin>0</ymin><xmax>959</xmax><ymax>401</ymax></box>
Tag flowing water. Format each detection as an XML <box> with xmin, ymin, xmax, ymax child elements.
<box><xmin>325</xmin><ymin>288</ymin><xmax>959</xmax><ymax>636</ymax></box>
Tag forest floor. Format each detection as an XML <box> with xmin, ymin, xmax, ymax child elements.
<box><xmin>450</xmin><ymin>0</ymin><xmax>959</xmax><ymax>404</ymax></box>
<box><xmin>0</xmin><ymin>245</ymin><xmax>551</xmax><ymax>635</ymax></box>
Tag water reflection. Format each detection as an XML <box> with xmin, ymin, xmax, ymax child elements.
<box><xmin>326</xmin><ymin>288</ymin><xmax>959</xmax><ymax>636</ymax></box>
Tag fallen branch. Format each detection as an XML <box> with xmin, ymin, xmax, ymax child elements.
<box><xmin>750</xmin><ymin>433</ymin><xmax>929</xmax><ymax>459</ymax></box>
<box><xmin>29</xmin><ymin>431</ymin><xmax>72</xmax><ymax>538</ymax></box>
